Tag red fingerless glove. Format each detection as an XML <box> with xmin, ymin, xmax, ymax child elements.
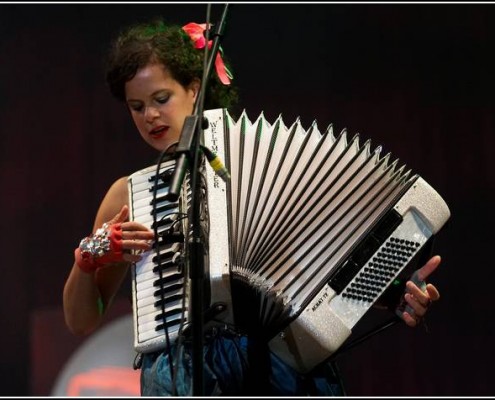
<box><xmin>74</xmin><ymin>223</ymin><xmax>124</xmax><ymax>274</ymax></box>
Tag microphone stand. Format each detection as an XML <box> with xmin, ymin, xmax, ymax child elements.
<box><xmin>164</xmin><ymin>4</ymin><xmax>230</xmax><ymax>396</ymax></box>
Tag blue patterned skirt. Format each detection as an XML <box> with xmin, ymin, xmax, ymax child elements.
<box><xmin>140</xmin><ymin>328</ymin><xmax>345</xmax><ymax>396</ymax></box>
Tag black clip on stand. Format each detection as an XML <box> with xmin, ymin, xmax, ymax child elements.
<box><xmin>164</xmin><ymin>4</ymin><xmax>230</xmax><ymax>396</ymax></box>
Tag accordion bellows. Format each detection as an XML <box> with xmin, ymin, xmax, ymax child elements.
<box><xmin>128</xmin><ymin>108</ymin><xmax>450</xmax><ymax>372</ymax></box>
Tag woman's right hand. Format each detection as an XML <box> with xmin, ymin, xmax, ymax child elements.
<box><xmin>106</xmin><ymin>205</ymin><xmax>155</xmax><ymax>263</ymax></box>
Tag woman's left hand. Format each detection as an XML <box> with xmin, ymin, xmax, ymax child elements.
<box><xmin>400</xmin><ymin>255</ymin><xmax>442</xmax><ymax>327</ymax></box>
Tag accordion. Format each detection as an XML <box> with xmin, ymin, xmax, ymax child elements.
<box><xmin>127</xmin><ymin>108</ymin><xmax>450</xmax><ymax>372</ymax></box>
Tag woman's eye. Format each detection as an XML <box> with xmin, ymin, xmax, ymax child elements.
<box><xmin>128</xmin><ymin>103</ymin><xmax>143</xmax><ymax>112</ymax></box>
<box><xmin>156</xmin><ymin>96</ymin><xmax>169</xmax><ymax>104</ymax></box>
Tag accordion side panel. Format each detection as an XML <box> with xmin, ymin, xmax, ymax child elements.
<box><xmin>201</xmin><ymin>109</ymin><xmax>234</xmax><ymax>324</ymax></box>
<box><xmin>269</xmin><ymin>178</ymin><xmax>450</xmax><ymax>372</ymax></box>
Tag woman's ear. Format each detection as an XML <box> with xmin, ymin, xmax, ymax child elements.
<box><xmin>190</xmin><ymin>78</ymin><xmax>201</xmax><ymax>99</ymax></box>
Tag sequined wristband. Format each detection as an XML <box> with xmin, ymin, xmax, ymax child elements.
<box><xmin>74</xmin><ymin>247</ymin><xmax>98</xmax><ymax>274</ymax></box>
<box><xmin>74</xmin><ymin>223</ymin><xmax>123</xmax><ymax>274</ymax></box>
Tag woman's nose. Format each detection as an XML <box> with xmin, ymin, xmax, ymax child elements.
<box><xmin>145</xmin><ymin>106</ymin><xmax>160</xmax><ymax>122</ymax></box>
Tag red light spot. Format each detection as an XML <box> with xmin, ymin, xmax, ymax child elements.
<box><xmin>66</xmin><ymin>366</ymin><xmax>140</xmax><ymax>396</ymax></box>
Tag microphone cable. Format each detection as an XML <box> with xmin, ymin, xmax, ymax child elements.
<box><xmin>200</xmin><ymin>144</ymin><xmax>230</xmax><ymax>182</ymax></box>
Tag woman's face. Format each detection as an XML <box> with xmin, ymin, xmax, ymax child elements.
<box><xmin>125</xmin><ymin>63</ymin><xmax>199</xmax><ymax>152</ymax></box>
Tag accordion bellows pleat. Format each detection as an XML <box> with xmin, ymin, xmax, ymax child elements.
<box><xmin>225</xmin><ymin>111</ymin><xmax>411</xmax><ymax>321</ymax></box>
<box><xmin>128</xmin><ymin>108</ymin><xmax>450</xmax><ymax>372</ymax></box>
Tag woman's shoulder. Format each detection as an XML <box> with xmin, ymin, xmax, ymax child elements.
<box><xmin>95</xmin><ymin>176</ymin><xmax>130</xmax><ymax>224</ymax></box>
<box><xmin>106</xmin><ymin>176</ymin><xmax>129</xmax><ymax>201</ymax></box>
<box><xmin>110</xmin><ymin>175</ymin><xmax>129</xmax><ymax>191</ymax></box>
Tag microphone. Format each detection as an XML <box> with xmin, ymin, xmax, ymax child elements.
<box><xmin>200</xmin><ymin>145</ymin><xmax>231</xmax><ymax>182</ymax></box>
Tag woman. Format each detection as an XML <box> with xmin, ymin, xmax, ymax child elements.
<box><xmin>63</xmin><ymin>18</ymin><xmax>441</xmax><ymax>396</ymax></box>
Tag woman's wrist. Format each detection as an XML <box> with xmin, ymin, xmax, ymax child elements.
<box><xmin>74</xmin><ymin>222</ymin><xmax>124</xmax><ymax>273</ymax></box>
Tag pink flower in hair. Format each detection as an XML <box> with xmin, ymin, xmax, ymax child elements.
<box><xmin>182</xmin><ymin>22</ymin><xmax>232</xmax><ymax>85</ymax></box>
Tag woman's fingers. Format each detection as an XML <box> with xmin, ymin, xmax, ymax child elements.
<box><xmin>121</xmin><ymin>221</ymin><xmax>155</xmax><ymax>236</ymax></box>
<box><xmin>107</xmin><ymin>205</ymin><xmax>129</xmax><ymax>225</ymax></box>
<box><xmin>415</xmin><ymin>255</ymin><xmax>441</xmax><ymax>281</ymax></box>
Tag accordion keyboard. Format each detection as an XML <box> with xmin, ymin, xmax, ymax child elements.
<box><xmin>128</xmin><ymin>161</ymin><xmax>189</xmax><ymax>354</ymax></box>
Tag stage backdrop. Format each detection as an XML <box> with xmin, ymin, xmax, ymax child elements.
<box><xmin>0</xmin><ymin>3</ymin><xmax>493</xmax><ymax>396</ymax></box>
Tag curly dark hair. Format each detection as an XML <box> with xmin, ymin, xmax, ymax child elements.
<box><xmin>105</xmin><ymin>19</ymin><xmax>238</xmax><ymax>111</ymax></box>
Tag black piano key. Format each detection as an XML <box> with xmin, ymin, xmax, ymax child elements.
<box><xmin>152</xmin><ymin>259</ymin><xmax>176</xmax><ymax>273</ymax></box>
<box><xmin>151</xmin><ymin>244</ymin><xmax>182</xmax><ymax>265</ymax></box>
<box><xmin>154</xmin><ymin>293</ymin><xmax>183</xmax><ymax>308</ymax></box>
<box><xmin>153</xmin><ymin>283</ymin><xmax>184</xmax><ymax>298</ymax></box>
<box><xmin>154</xmin><ymin>233</ymin><xmax>185</xmax><ymax>248</ymax></box>
<box><xmin>149</xmin><ymin>181</ymin><xmax>170</xmax><ymax>192</ymax></box>
<box><xmin>155</xmin><ymin>317</ymin><xmax>182</xmax><ymax>332</ymax></box>
<box><xmin>148</xmin><ymin>168</ymin><xmax>174</xmax><ymax>184</ymax></box>
<box><xmin>151</xmin><ymin>215</ymin><xmax>176</xmax><ymax>230</ymax></box>
<box><xmin>153</xmin><ymin>272</ymin><xmax>184</xmax><ymax>287</ymax></box>
<box><xmin>151</xmin><ymin>201</ymin><xmax>178</xmax><ymax>215</ymax></box>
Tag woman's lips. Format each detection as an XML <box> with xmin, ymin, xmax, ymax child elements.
<box><xmin>149</xmin><ymin>126</ymin><xmax>168</xmax><ymax>139</ymax></box>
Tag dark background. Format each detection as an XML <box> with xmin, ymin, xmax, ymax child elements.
<box><xmin>0</xmin><ymin>2</ymin><xmax>493</xmax><ymax>396</ymax></box>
